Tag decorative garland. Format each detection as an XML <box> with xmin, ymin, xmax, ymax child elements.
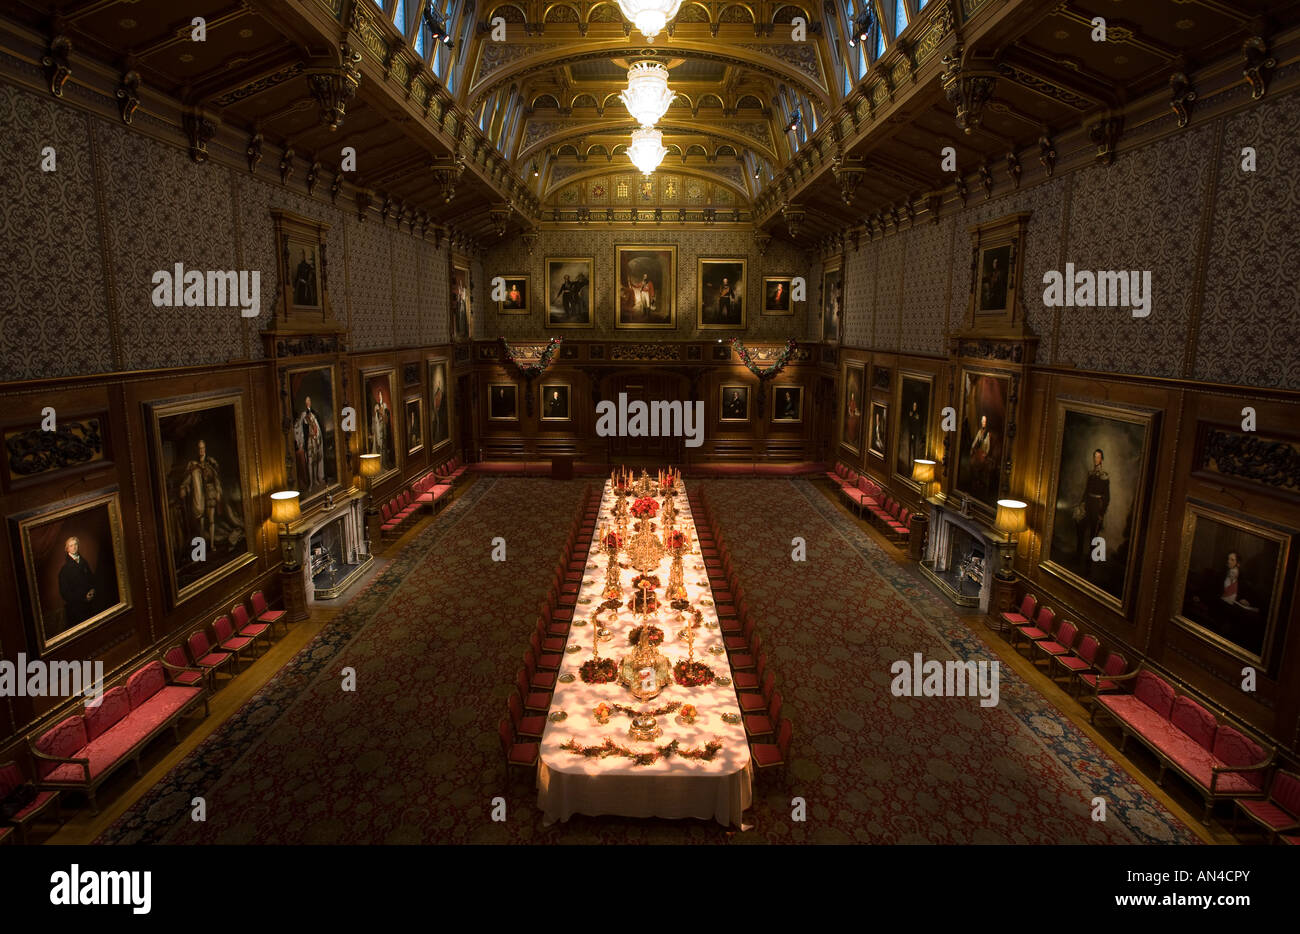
<box><xmin>610</xmin><ymin>701</ymin><xmax>680</xmax><ymax>719</ymax></box>
<box><xmin>499</xmin><ymin>336</ymin><xmax>563</xmax><ymax>377</ymax></box>
<box><xmin>579</xmin><ymin>657</ymin><xmax>618</xmax><ymax>684</ymax></box>
<box><xmin>627</xmin><ymin>625</ymin><xmax>664</xmax><ymax>646</ymax></box>
<box><xmin>559</xmin><ymin>737</ymin><xmax>725</xmax><ymax>767</ymax></box>
<box><xmin>730</xmin><ymin>337</ymin><xmax>798</xmax><ymax>381</ymax></box>
<box><xmin>673</xmin><ymin>659</ymin><xmax>715</xmax><ymax>687</ymax></box>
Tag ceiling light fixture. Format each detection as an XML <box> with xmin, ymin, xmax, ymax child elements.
<box><xmin>422</xmin><ymin>5</ymin><xmax>454</xmax><ymax>46</ymax></box>
<box><xmin>627</xmin><ymin>127</ymin><xmax>668</xmax><ymax>175</ymax></box>
<box><xmin>847</xmin><ymin>10</ymin><xmax>874</xmax><ymax>47</ymax></box>
<box><xmin>620</xmin><ymin>60</ymin><xmax>674</xmax><ymax>128</ymax></box>
<box><xmin>617</xmin><ymin>0</ymin><xmax>684</xmax><ymax>43</ymax></box>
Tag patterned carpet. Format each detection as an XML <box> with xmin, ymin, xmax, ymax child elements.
<box><xmin>98</xmin><ymin>476</ymin><xmax>1200</xmax><ymax>844</ymax></box>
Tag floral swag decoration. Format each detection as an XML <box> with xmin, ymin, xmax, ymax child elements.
<box><xmin>560</xmin><ymin>737</ymin><xmax>724</xmax><ymax>766</ymax></box>
<box><xmin>730</xmin><ymin>337</ymin><xmax>798</xmax><ymax>381</ymax></box>
<box><xmin>500</xmin><ymin>336</ymin><xmax>563</xmax><ymax>377</ymax></box>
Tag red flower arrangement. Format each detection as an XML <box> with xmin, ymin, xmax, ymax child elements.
<box><xmin>627</xmin><ymin>625</ymin><xmax>664</xmax><ymax>646</ymax></box>
<box><xmin>600</xmin><ymin>532</ymin><xmax>623</xmax><ymax>551</ymax></box>
<box><xmin>664</xmin><ymin>530</ymin><xmax>688</xmax><ymax>551</ymax></box>
<box><xmin>630</xmin><ymin>496</ymin><xmax>660</xmax><ymax>520</ymax></box>
<box><xmin>673</xmin><ymin>660</ymin><xmax>714</xmax><ymax>687</ymax></box>
<box><xmin>579</xmin><ymin>657</ymin><xmax>618</xmax><ymax>684</ymax></box>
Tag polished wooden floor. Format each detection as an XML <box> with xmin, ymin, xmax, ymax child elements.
<box><xmin>29</xmin><ymin>474</ymin><xmax>1240</xmax><ymax>845</ymax></box>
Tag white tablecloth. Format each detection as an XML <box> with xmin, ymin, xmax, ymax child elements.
<box><xmin>537</xmin><ymin>480</ymin><xmax>753</xmax><ymax>826</ymax></box>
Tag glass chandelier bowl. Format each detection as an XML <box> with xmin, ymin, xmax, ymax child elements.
<box><xmin>617</xmin><ymin>0</ymin><xmax>684</xmax><ymax>43</ymax></box>
<box><xmin>627</xmin><ymin>127</ymin><xmax>667</xmax><ymax>175</ymax></box>
<box><xmin>620</xmin><ymin>60</ymin><xmax>674</xmax><ymax>128</ymax></box>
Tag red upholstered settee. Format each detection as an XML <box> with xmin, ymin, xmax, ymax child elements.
<box><xmin>1093</xmin><ymin>666</ymin><xmax>1273</xmax><ymax>822</ymax></box>
<box><xmin>27</xmin><ymin>658</ymin><xmax>208</xmax><ymax>814</ymax></box>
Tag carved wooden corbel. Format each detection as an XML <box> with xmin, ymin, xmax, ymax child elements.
<box><xmin>116</xmin><ymin>68</ymin><xmax>141</xmax><ymax>124</ymax></box>
<box><xmin>42</xmin><ymin>34</ymin><xmax>72</xmax><ymax>97</ymax></box>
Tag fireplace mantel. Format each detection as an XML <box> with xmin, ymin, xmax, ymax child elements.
<box><xmin>919</xmin><ymin>498</ymin><xmax>1000</xmax><ymax>612</ymax></box>
<box><xmin>282</xmin><ymin>488</ymin><xmax>373</xmax><ymax>601</ymax></box>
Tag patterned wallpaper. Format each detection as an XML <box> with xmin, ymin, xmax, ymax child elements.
<box><xmin>478</xmin><ymin>228</ymin><xmax>810</xmax><ymax>340</ymax></box>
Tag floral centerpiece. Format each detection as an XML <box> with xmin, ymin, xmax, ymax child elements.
<box><xmin>600</xmin><ymin>531</ymin><xmax>623</xmax><ymax>552</ymax></box>
<box><xmin>680</xmin><ymin>704</ymin><xmax>698</xmax><ymax>722</ymax></box>
<box><xmin>673</xmin><ymin>659</ymin><xmax>714</xmax><ymax>687</ymax></box>
<box><xmin>627</xmin><ymin>625</ymin><xmax>664</xmax><ymax>646</ymax></box>
<box><xmin>630</xmin><ymin>496</ymin><xmax>660</xmax><ymax>520</ymax></box>
<box><xmin>579</xmin><ymin>657</ymin><xmax>618</xmax><ymax>684</ymax></box>
<box><xmin>593</xmin><ymin>702</ymin><xmax>612</xmax><ymax>724</ymax></box>
<box><xmin>664</xmin><ymin>530</ymin><xmax>689</xmax><ymax>555</ymax></box>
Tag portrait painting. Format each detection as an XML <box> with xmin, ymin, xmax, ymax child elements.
<box><xmin>285</xmin><ymin>364</ymin><xmax>340</xmax><ymax>507</ymax></box>
<box><xmin>977</xmin><ymin>244</ymin><xmax>1012</xmax><ymax>314</ymax></box>
<box><xmin>763</xmin><ymin>277</ymin><xmax>794</xmax><ymax>315</ymax></box>
<box><xmin>955</xmin><ymin>370</ymin><xmax>1010</xmax><ymax>512</ymax></box>
<box><xmin>405</xmin><ymin>397</ymin><xmax>424</xmax><ymax>455</ymax></box>
<box><xmin>450</xmin><ymin>262</ymin><xmax>473</xmax><ymax>341</ymax></box>
<box><xmin>1041</xmin><ymin>401</ymin><xmax>1156</xmax><ymax>612</ymax></box>
<box><xmin>771</xmin><ymin>385</ymin><xmax>803</xmax><ymax>424</ymax></box>
<box><xmin>1173</xmin><ymin>504</ymin><xmax>1293</xmax><ymax>667</ymax></box>
<box><xmin>488</xmin><ymin>383</ymin><xmax>519</xmax><ymax>421</ymax></box>
<box><xmin>719</xmin><ymin>385</ymin><xmax>751</xmax><ymax>423</ymax></box>
<box><xmin>616</xmin><ymin>245</ymin><xmax>676</xmax><ymax>329</ymax></box>
<box><xmin>12</xmin><ymin>490</ymin><xmax>131</xmax><ymax>655</ymax></box>
<box><xmin>3</xmin><ymin>413</ymin><xmax>111</xmax><ymax>491</ymax></box>
<box><xmin>362</xmin><ymin>368</ymin><xmax>400</xmax><ymax>480</ymax></box>
<box><xmin>147</xmin><ymin>392</ymin><xmax>255</xmax><ymax>604</ymax></box>
<box><xmin>895</xmin><ymin>373</ymin><xmax>933</xmax><ymax>488</ymax></box>
<box><xmin>545</xmin><ymin>257</ymin><xmax>594</xmax><ymax>328</ymax></box>
<box><xmin>540</xmin><ymin>383</ymin><xmax>571</xmax><ymax>422</ymax></box>
<box><xmin>698</xmin><ymin>258</ymin><xmax>746</xmax><ymax>329</ymax></box>
<box><xmin>822</xmin><ymin>264</ymin><xmax>843</xmax><ymax>343</ymax></box>
<box><xmin>869</xmin><ymin>402</ymin><xmax>888</xmax><ymax>459</ymax></box>
<box><xmin>284</xmin><ymin>236</ymin><xmax>322</xmax><ymax>310</ymax></box>
<box><xmin>498</xmin><ymin>275</ymin><xmax>530</xmax><ymax>315</ymax></box>
<box><xmin>841</xmin><ymin>362</ymin><xmax>865</xmax><ymax>455</ymax></box>
<box><xmin>426</xmin><ymin>357</ymin><xmax>451</xmax><ymax>453</ymax></box>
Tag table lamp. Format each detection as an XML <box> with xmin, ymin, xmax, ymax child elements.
<box><xmin>270</xmin><ymin>490</ymin><xmax>301</xmax><ymax>570</ymax></box>
<box><xmin>993</xmin><ymin>498</ymin><xmax>1028</xmax><ymax>580</ymax></box>
<box><xmin>911</xmin><ymin>459</ymin><xmax>936</xmax><ymax>501</ymax></box>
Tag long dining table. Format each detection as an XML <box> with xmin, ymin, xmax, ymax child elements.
<box><xmin>536</xmin><ymin>479</ymin><xmax>753</xmax><ymax>827</ymax></box>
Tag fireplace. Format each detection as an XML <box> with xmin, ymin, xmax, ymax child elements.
<box><xmin>919</xmin><ymin>499</ymin><xmax>999</xmax><ymax>611</ymax></box>
<box><xmin>283</xmin><ymin>488</ymin><xmax>373</xmax><ymax>602</ymax></box>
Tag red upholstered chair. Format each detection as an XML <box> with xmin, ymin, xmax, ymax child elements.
<box><xmin>1236</xmin><ymin>769</ymin><xmax>1300</xmax><ymax>842</ymax></box>
<box><xmin>161</xmin><ymin>645</ymin><xmax>205</xmax><ymax>690</ymax></box>
<box><xmin>724</xmin><ymin>616</ymin><xmax>755</xmax><ymax>653</ymax></box>
<box><xmin>751</xmin><ymin>718</ymin><xmax>793</xmax><ymax>773</ymax></box>
<box><xmin>230</xmin><ymin>602</ymin><xmax>272</xmax><ymax>651</ymax></box>
<box><xmin>1011</xmin><ymin>605</ymin><xmax>1056</xmax><ymax>653</ymax></box>
<box><xmin>1082</xmin><ymin>652</ymin><xmax>1129</xmax><ymax>716</ymax></box>
<box><xmin>530</xmin><ymin>631</ymin><xmax>562</xmax><ymax>670</ymax></box>
<box><xmin>524</xmin><ymin>648</ymin><xmax>556</xmax><ymax>691</ymax></box>
<box><xmin>739</xmin><ymin>670</ymin><xmax>775</xmax><ymax>713</ymax></box>
<box><xmin>1054</xmin><ymin>634</ymin><xmax>1100</xmax><ymax>693</ymax></box>
<box><xmin>730</xmin><ymin>631</ymin><xmax>761</xmax><ymax>671</ymax></box>
<box><xmin>732</xmin><ymin>652</ymin><xmax>768</xmax><ymax>692</ymax></box>
<box><xmin>498</xmin><ymin>718</ymin><xmax>538</xmax><ymax>773</ymax></box>
<box><xmin>535</xmin><ymin>617</ymin><xmax>565</xmax><ymax>654</ymax></box>
<box><xmin>515</xmin><ymin>670</ymin><xmax>551</xmax><ymax>714</ymax></box>
<box><xmin>508</xmin><ymin>694</ymin><xmax>546</xmax><ymax>741</ymax></box>
<box><xmin>0</xmin><ymin>760</ymin><xmax>60</xmax><ymax>844</ymax></box>
<box><xmin>744</xmin><ymin>691</ymin><xmax>782</xmax><ymax>739</ymax></box>
<box><xmin>187</xmin><ymin>630</ymin><xmax>234</xmax><ymax>690</ymax></box>
<box><xmin>999</xmin><ymin>593</ymin><xmax>1037</xmax><ymax>638</ymax></box>
<box><xmin>211</xmin><ymin>615</ymin><xmax>254</xmax><ymax>673</ymax></box>
<box><xmin>1033</xmin><ymin>620</ymin><xmax>1078</xmax><ymax>668</ymax></box>
<box><xmin>250</xmin><ymin>590</ymin><xmax>287</xmax><ymax>635</ymax></box>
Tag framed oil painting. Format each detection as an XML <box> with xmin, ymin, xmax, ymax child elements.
<box><xmin>146</xmin><ymin>391</ymin><xmax>256</xmax><ymax>605</ymax></box>
<box><xmin>822</xmin><ymin>261</ymin><xmax>843</xmax><ymax>344</ymax></box>
<box><xmin>2</xmin><ymin>412</ymin><xmax>112</xmax><ymax>492</ymax></box>
<box><xmin>771</xmin><ymin>385</ymin><xmax>803</xmax><ymax>424</ymax></box>
<box><xmin>405</xmin><ymin>396</ymin><xmax>424</xmax><ymax>456</ymax></box>
<box><xmin>488</xmin><ymin>383</ymin><xmax>519</xmax><ymax>421</ymax></box>
<box><xmin>719</xmin><ymin>385</ymin><xmax>751</xmax><ymax>423</ymax></box>
<box><xmin>868</xmin><ymin>401</ymin><xmax>888</xmax><ymax>459</ymax></box>
<box><xmin>361</xmin><ymin>367</ymin><xmax>400</xmax><ymax>483</ymax></box>
<box><xmin>763</xmin><ymin>276</ymin><xmax>794</xmax><ymax>315</ymax></box>
<box><xmin>955</xmin><ymin>369</ymin><xmax>1012</xmax><ymax>513</ymax></box>
<box><xmin>840</xmin><ymin>362</ymin><xmax>865</xmax><ymax>455</ymax></box>
<box><xmin>545</xmin><ymin>257</ymin><xmax>594</xmax><ymax>328</ymax></box>
<box><xmin>450</xmin><ymin>261</ymin><xmax>473</xmax><ymax>341</ymax></box>
<box><xmin>1040</xmin><ymin>401</ymin><xmax>1158</xmax><ymax>613</ymax></box>
<box><xmin>283</xmin><ymin>363</ymin><xmax>342</xmax><ymax>509</ymax></box>
<box><xmin>427</xmin><ymin>357</ymin><xmax>451</xmax><ymax>454</ymax></box>
<box><xmin>1173</xmin><ymin>502</ymin><xmax>1293</xmax><ymax>667</ymax></box>
<box><xmin>497</xmin><ymin>274</ymin><xmax>530</xmax><ymax>315</ymax></box>
<box><xmin>12</xmin><ymin>489</ymin><xmax>132</xmax><ymax>655</ymax></box>
<box><xmin>967</xmin><ymin>213</ymin><xmax>1028</xmax><ymax>327</ymax></box>
<box><xmin>895</xmin><ymin>372</ymin><xmax>933</xmax><ymax>490</ymax></box>
<box><xmin>540</xmin><ymin>383</ymin><xmax>571</xmax><ymax>422</ymax></box>
<box><xmin>272</xmin><ymin>211</ymin><xmax>333</xmax><ymax>325</ymax></box>
<box><xmin>698</xmin><ymin>257</ymin><xmax>746</xmax><ymax>329</ymax></box>
<box><xmin>616</xmin><ymin>245</ymin><xmax>676</xmax><ymax>329</ymax></box>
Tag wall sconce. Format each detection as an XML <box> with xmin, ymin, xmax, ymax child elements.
<box><xmin>270</xmin><ymin>490</ymin><xmax>301</xmax><ymax>570</ymax></box>
<box><xmin>993</xmin><ymin>498</ymin><xmax>1028</xmax><ymax>581</ymax></box>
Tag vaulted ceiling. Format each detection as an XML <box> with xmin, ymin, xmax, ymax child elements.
<box><xmin>9</xmin><ymin>0</ymin><xmax>1298</xmax><ymax>246</ymax></box>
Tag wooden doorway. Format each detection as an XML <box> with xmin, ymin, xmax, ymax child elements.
<box><xmin>603</xmin><ymin>370</ymin><xmax>690</xmax><ymax>465</ymax></box>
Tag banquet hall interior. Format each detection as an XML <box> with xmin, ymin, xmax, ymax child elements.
<box><xmin>1</xmin><ymin>0</ymin><xmax>1299</xmax><ymax>849</ymax></box>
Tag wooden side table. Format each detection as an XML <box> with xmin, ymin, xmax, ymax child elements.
<box><xmin>281</xmin><ymin>567</ymin><xmax>309</xmax><ymax>621</ymax></box>
<box><xmin>989</xmin><ymin>576</ymin><xmax>1018</xmax><ymax>632</ymax></box>
<box><xmin>908</xmin><ymin>512</ymin><xmax>928</xmax><ymax>561</ymax></box>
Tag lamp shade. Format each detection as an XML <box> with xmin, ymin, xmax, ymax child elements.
<box><xmin>994</xmin><ymin>499</ymin><xmax>1028</xmax><ymax>535</ymax></box>
<box><xmin>270</xmin><ymin>490</ymin><xmax>301</xmax><ymax>524</ymax></box>
<box><xmin>359</xmin><ymin>452</ymin><xmax>382</xmax><ymax>478</ymax></box>
<box><xmin>910</xmin><ymin>459</ymin><xmax>936</xmax><ymax>485</ymax></box>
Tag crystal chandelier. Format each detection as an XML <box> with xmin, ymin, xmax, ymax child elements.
<box><xmin>620</xmin><ymin>60</ymin><xmax>674</xmax><ymax>128</ymax></box>
<box><xmin>627</xmin><ymin>127</ymin><xmax>667</xmax><ymax>175</ymax></box>
<box><xmin>616</xmin><ymin>0</ymin><xmax>683</xmax><ymax>43</ymax></box>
